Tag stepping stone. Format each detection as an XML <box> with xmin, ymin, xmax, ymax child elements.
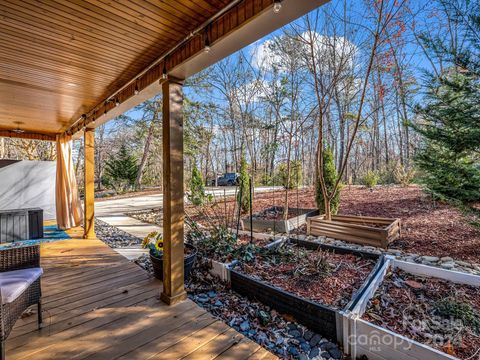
<box><xmin>421</xmin><ymin>256</ymin><xmax>439</xmax><ymax>262</ymax></box>
<box><xmin>441</xmin><ymin>262</ymin><xmax>455</xmax><ymax>269</ymax></box>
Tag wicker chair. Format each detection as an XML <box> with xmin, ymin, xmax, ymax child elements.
<box><xmin>0</xmin><ymin>245</ymin><xmax>43</xmax><ymax>360</ymax></box>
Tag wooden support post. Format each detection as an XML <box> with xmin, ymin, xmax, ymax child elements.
<box><xmin>160</xmin><ymin>78</ymin><xmax>187</xmax><ymax>305</ymax></box>
<box><xmin>83</xmin><ymin>128</ymin><xmax>96</xmax><ymax>239</ymax></box>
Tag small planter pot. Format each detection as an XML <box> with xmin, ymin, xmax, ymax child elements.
<box><xmin>149</xmin><ymin>243</ymin><xmax>197</xmax><ymax>281</ymax></box>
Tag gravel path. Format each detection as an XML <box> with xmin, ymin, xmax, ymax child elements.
<box><xmin>95</xmin><ymin>219</ymin><xmax>142</xmax><ymax>248</ymax></box>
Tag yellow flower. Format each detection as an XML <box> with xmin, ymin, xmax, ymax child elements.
<box><xmin>143</xmin><ymin>232</ymin><xmax>161</xmax><ymax>249</ymax></box>
<box><xmin>155</xmin><ymin>239</ymin><xmax>164</xmax><ymax>252</ymax></box>
<box><xmin>147</xmin><ymin>231</ymin><xmax>157</xmax><ymax>239</ymax></box>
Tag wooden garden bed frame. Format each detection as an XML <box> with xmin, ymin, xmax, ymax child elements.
<box><xmin>242</xmin><ymin>207</ymin><xmax>319</xmax><ymax>233</ymax></box>
<box><xmin>307</xmin><ymin>214</ymin><xmax>401</xmax><ymax>249</ymax></box>
<box><xmin>230</xmin><ymin>238</ymin><xmax>385</xmax><ymax>343</ymax></box>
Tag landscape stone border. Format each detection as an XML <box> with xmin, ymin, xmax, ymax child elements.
<box><xmin>292</xmin><ymin>234</ymin><xmax>480</xmax><ymax>276</ymax></box>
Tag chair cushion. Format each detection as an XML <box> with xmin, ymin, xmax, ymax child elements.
<box><xmin>0</xmin><ymin>268</ymin><xmax>43</xmax><ymax>303</ymax></box>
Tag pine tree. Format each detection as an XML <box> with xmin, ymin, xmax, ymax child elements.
<box><xmin>188</xmin><ymin>163</ymin><xmax>207</xmax><ymax>206</ymax></box>
<box><xmin>104</xmin><ymin>144</ymin><xmax>139</xmax><ymax>192</ymax></box>
<box><xmin>277</xmin><ymin>160</ymin><xmax>302</xmax><ymax>190</ymax></box>
<box><xmin>316</xmin><ymin>147</ymin><xmax>341</xmax><ymax>216</ymax></box>
<box><xmin>412</xmin><ymin>71</ymin><xmax>480</xmax><ymax>202</ymax></box>
<box><xmin>237</xmin><ymin>152</ymin><xmax>251</xmax><ymax>213</ymax></box>
<box><xmin>412</xmin><ymin>1</ymin><xmax>480</xmax><ymax>203</ymax></box>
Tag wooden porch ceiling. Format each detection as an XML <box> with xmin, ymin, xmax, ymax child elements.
<box><xmin>0</xmin><ymin>0</ymin><xmax>230</xmax><ymax>136</ymax></box>
<box><xmin>0</xmin><ymin>0</ymin><xmax>328</xmax><ymax>140</ymax></box>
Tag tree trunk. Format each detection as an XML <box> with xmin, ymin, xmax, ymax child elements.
<box><xmin>324</xmin><ymin>197</ymin><xmax>332</xmax><ymax>221</ymax></box>
<box><xmin>135</xmin><ymin>117</ymin><xmax>156</xmax><ymax>189</ymax></box>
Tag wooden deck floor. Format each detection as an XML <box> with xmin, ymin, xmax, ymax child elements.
<box><xmin>6</xmin><ymin>236</ymin><xmax>276</xmax><ymax>360</ymax></box>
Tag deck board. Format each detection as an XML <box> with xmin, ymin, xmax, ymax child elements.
<box><xmin>6</xmin><ymin>237</ymin><xmax>276</xmax><ymax>360</ymax></box>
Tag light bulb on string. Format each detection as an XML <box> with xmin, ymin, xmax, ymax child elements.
<box><xmin>134</xmin><ymin>80</ymin><xmax>139</xmax><ymax>95</ymax></box>
<box><xmin>273</xmin><ymin>0</ymin><xmax>282</xmax><ymax>13</ymax></box>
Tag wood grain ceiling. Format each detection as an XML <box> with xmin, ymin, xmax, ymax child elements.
<box><xmin>0</xmin><ymin>0</ymin><xmax>231</xmax><ymax>136</ymax></box>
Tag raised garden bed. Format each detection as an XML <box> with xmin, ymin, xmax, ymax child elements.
<box><xmin>307</xmin><ymin>214</ymin><xmax>401</xmax><ymax>249</ymax></box>
<box><xmin>187</xmin><ymin>227</ymin><xmax>283</xmax><ymax>282</ymax></box>
<box><xmin>346</xmin><ymin>258</ymin><xmax>480</xmax><ymax>359</ymax></box>
<box><xmin>207</xmin><ymin>237</ymin><xmax>285</xmax><ymax>282</ymax></box>
<box><xmin>230</xmin><ymin>238</ymin><xmax>384</xmax><ymax>342</ymax></box>
<box><xmin>242</xmin><ymin>206</ymin><xmax>319</xmax><ymax>233</ymax></box>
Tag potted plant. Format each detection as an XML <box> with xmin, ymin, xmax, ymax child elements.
<box><xmin>142</xmin><ymin>232</ymin><xmax>197</xmax><ymax>280</ymax></box>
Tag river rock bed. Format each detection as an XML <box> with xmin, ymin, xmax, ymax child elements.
<box><xmin>133</xmin><ymin>254</ymin><xmax>343</xmax><ymax>359</ymax></box>
<box><xmin>95</xmin><ymin>219</ymin><xmax>142</xmax><ymax>248</ymax></box>
<box><xmin>127</xmin><ymin>208</ymin><xmax>163</xmax><ymax>225</ymax></box>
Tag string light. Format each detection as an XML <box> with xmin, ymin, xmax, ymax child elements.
<box><xmin>162</xmin><ymin>61</ymin><xmax>168</xmax><ymax>80</ymax></box>
<box><xmin>204</xmin><ymin>27</ymin><xmax>211</xmax><ymax>53</ymax></box>
<box><xmin>72</xmin><ymin>13</ymin><xmax>242</xmax><ymax>136</ymax></box>
<box><xmin>273</xmin><ymin>0</ymin><xmax>282</xmax><ymax>13</ymax></box>
<box><xmin>134</xmin><ymin>80</ymin><xmax>139</xmax><ymax>95</ymax></box>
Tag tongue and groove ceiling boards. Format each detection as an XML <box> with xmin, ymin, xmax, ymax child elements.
<box><xmin>0</xmin><ymin>0</ymin><xmax>229</xmax><ymax>136</ymax></box>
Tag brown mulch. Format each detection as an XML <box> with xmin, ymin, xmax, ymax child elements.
<box><xmin>338</xmin><ymin>186</ymin><xmax>480</xmax><ymax>263</ymax></box>
<box><xmin>364</xmin><ymin>268</ymin><xmax>480</xmax><ymax>359</ymax></box>
<box><xmin>128</xmin><ymin>185</ymin><xmax>480</xmax><ymax>263</ymax></box>
<box><xmin>252</xmin><ymin>207</ymin><xmax>300</xmax><ymax>221</ymax></box>
<box><xmin>236</xmin><ymin>234</ymin><xmax>272</xmax><ymax>247</ymax></box>
<box><xmin>199</xmin><ymin>185</ymin><xmax>480</xmax><ymax>263</ymax></box>
<box><xmin>96</xmin><ymin>189</ymin><xmax>162</xmax><ymax>202</ymax></box>
<box><xmin>238</xmin><ymin>243</ymin><xmax>376</xmax><ymax>309</ymax></box>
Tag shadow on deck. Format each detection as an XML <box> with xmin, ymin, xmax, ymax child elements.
<box><xmin>6</xmin><ymin>236</ymin><xmax>276</xmax><ymax>359</ymax></box>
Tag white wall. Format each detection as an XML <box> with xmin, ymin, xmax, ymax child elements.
<box><xmin>0</xmin><ymin>160</ymin><xmax>56</xmax><ymax>220</ymax></box>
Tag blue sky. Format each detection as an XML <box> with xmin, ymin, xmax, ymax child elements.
<box><xmin>108</xmin><ymin>0</ymin><xmax>439</xmax><ymax>132</ymax></box>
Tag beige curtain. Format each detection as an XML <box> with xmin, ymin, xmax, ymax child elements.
<box><xmin>55</xmin><ymin>134</ymin><xmax>83</xmax><ymax>230</ymax></box>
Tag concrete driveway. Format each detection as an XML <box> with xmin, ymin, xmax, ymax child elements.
<box><xmin>95</xmin><ymin>186</ymin><xmax>280</xmax><ymax>217</ymax></box>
